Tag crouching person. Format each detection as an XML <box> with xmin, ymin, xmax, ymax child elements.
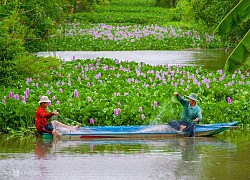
<box><xmin>168</xmin><ymin>92</ymin><xmax>202</xmax><ymax>137</ymax></box>
<box><xmin>35</xmin><ymin>96</ymin><xmax>78</xmax><ymax>140</ymax></box>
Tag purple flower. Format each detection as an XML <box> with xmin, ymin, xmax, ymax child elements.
<box><xmin>56</xmin><ymin>100</ymin><xmax>60</xmax><ymax>105</ymax></box>
<box><xmin>227</xmin><ymin>97</ymin><xmax>232</xmax><ymax>104</ymax></box>
<box><xmin>103</xmin><ymin>65</ymin><xmax>109</xmax><ymax>70</ymax></box>
<box><xmin>117</xmin><ymin>102</ymin><xmax>121</xmax><ymax>106</ymax></box>
<box><xmin>62</xmin><ymin>58</ymin><xmax>65</xmax><ymax>63</ymax></box>
<box><xmin>22</xmin><ymin>96</ymin><xmax>26</xmax><ymax>104</ymax></box>
<box><xmin>114</xmin><ymin>109</ymin><xmax>119</xmax><ymax>116</ymax></box>
<box><xmin>139</xmin><ymin>107</ymin><xmax>143</xmax><ymax>112</ymax></box>
<box><xmin>94</xmin><ymin>73</ymin><xmax>101</xmax><ymax>79</ymax></box>
<box><xmin>153</xmin><ymin>101</ymin><xmax>158</xmax><ymax>108</ymax></box>
<box><xmin>52</xmin><ymin>96</ymin><xmax>56</xmax><ymax>101</ymax></box>
<box><xmin>87</xmin><ymin>82</ymin><xmax>90</xmax><ymax>87</ymax></box>
<box><xmin>74</xmin><ymin>89</ymin><xmax>78</xmax><ymax>98</ymax></box>
<box><xmin>68</xmin><ymin>80</ymin><xmax>72</xmax><ymax>86</ymax></box>
<box><xmin>90</xmin><ymin>118</ymin><xmax>94</xmax><ymax>124</ymax></box>
<box><xmin>26</xmin><ymin>88</ymin><xmax>30</xmax><ymax>94</ymax></box>
<box><xmin>46</xmin><ymin>90</ymin><xmax>51</xmax><ymax>95</ymax></box>
<box><xmin>87</xmin><ymin>96</ymin><xmax>92</xmax><ymax>102</ymax></box>
<box><xmin>141</xmin><ymin>114</ymin><xmax>145</xmax><ymax>120</ymax></box>
<box><xmin>59</xmin><ymin>88</ymin><xmax>63</xmax><ymax>93</ymax></box>
<box><xmin>114</xmin><ymin>108</ymin><xmax>121</xmax><ymax>116</ymax></box>
<box><xmin>14</xmin><ymin>94</ymin><xmax>19</xmax><ymax>100</ymax></box>
<box><xmin>9</xmin><ymin>91</ymin><xmax>13</xmax><ymax>99</ymax></box>
<box><xmin>2</xmin><ymin>99</ymin><xmax>6</xmax><ymax>104</ymax></box>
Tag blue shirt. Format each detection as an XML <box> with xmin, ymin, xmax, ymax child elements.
<box><xmin>176</xmin><ymin>94</ymin><xmax>202</xmax><ymax>123</ymax></box>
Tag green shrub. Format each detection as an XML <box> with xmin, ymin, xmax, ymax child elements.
<box><xmin>155</xmin><ymin>0</ymin><xmax>177</xmax><ymax>8</ymax></box>
<box><xmin>13</xmin><ymin>55</ymin><xmax>62</xmax><ymax>83</ymax></box>
<box><xmin>0</xmin><ymin>12</ymin><xmax>27</xmax><ymax>85</ymax></box>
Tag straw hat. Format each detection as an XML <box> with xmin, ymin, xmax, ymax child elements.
<box><xmin>186</xmin><ymin>93</ymin><xmax>198</xmax><ymax>102</ymax></box>
<box><xmin>38</xmin><ymin>96</ymin><xmax>51</xmax><ymax>104</ymax></box>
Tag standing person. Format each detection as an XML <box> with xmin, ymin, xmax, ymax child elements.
<box><xmin>35</xmin><ymin>96</ymin><xmax>78</xmax><ymax>140</ymax></box>
<box><xmin>168</xmin><ymin>92</ymin><xmax>202</xmax><ymax>137</ymax></box>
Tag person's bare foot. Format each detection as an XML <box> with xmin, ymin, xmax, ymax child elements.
<box><xmin>179</xmin><ymin>125</ymin><xmax>186</xmax><ymax>131</ymax></box>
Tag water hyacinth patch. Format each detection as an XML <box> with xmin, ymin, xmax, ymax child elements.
<box><xmin>0</xmin><ymin>57</ymin><xmax>249</xmax><ymax>132</ymax></box>
<box><xmin>52</xmin><ymin>23</ymin><xmax>226</xmax><ymax>51</ymax></box>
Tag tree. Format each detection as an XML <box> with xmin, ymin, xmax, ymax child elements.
<box><xmin>215</xmin><ymin>0</ymin><xmax>250</xmax><ymax>72</ymax></box>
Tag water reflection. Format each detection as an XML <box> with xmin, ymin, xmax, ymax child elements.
<box><xmin>33</xmin><ymin>137</ymin><xmax>234</xmax><ymax>160</ymax></box>
<box><xmin>34</xmin><ymin>138</ymin><xmax>53</xmax><ymax>159</ymax></box>
<box><xmin>1</xmin><ymin>134</ymin><xmax>248</xmax><ymax>180</ymax></box>
<box><xmin>36</xmin><ymin>49</ymin><xmax>231</xmax><ymax>70</ymax></box>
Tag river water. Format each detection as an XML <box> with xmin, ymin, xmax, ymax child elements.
<box><xmin>36</xmin><ymin>48</ymin><xmax>231</xmax><ymax>71</ymax></box>
<box><xmin>0</xmin><ymin>129</ymin><xmax>249</xmax><ymax>180</ymax></box>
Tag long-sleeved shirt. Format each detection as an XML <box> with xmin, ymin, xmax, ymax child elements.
<box><xmin>35</xmin><ymin>106</ymin><xmax>54</xmax><ymax>132</ymax></box>
<box><xmin>176</xmin><ymin>94</ymin><xmax>202</xmax><ymax>123</ymax></box>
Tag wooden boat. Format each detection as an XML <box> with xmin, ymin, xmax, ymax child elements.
<box><xmin>43</xmin><ymin>121</ymin><xmax>237</xmax><ymax>140</ymax></box>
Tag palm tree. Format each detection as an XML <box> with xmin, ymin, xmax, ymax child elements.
<box><xmin>215</xmin><ymin>0</ymin><xmax>250</xmax><ymax>72</ymax></box>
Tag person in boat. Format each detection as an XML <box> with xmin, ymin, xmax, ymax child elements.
<box><xmin>168</xmin><ymin>92</ymin><xmax>202</xmax><ymax>137</ymax></box>
<box><xmin>35</xmin><ymin>96</ymin><xmax>78</xmax><ymax>139</ymax></box>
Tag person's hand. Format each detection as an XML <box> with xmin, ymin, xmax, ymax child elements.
<box><xmin>193</xmin><ymin>118</ymin><xmax>199</xmax><ymax>122</ymax></box>
<box><xmin>52</xmin><ymin>110</ymin><xmax>59</xmax><ymax>115</ymax></box>
<box><xmin>174</xmin><ymin>92</ymin><xmax>178</xmax><ymax>96</ymax></box>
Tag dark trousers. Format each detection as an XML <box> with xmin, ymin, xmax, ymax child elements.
<box><xmin>168</xmin><ymin>120</ymin><xmax>196</xmax><ymax>137</ymax></box>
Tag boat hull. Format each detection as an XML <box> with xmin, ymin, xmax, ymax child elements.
<box><xmin>47</xmin><ymin>121</ymin><xmax>237</xmax><ymax>141</ymax></box>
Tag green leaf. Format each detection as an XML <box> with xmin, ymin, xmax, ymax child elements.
<box><xmin>224</xmin><ymin>29</ymin><xmax>250</xmax><ymax>72</ymax></box>
<box><xmin>215</xmin><ymin>0</ymin><xmax>250</xmax><ymax>35</ymax></box>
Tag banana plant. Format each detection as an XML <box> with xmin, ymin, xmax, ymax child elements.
<box><xmin>214</xmin><ymin>0</ymin><xmax>250</xmax><ymax>72</ymax></box>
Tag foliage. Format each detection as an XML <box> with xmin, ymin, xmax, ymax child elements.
<box><xmin>168</xmin><ymin>0</ymin><xmax>193</xmax><ymax>23</ymax></box>
<box><xmin>155</xmin><ymin>0</ymin><xmax>177</xmax><ymax>8</ymax></box>
<box><xmin>189</xmin><ymin>0</ymin><xmax>239</xmax><ymax>28</ymax></box>
<box><xmin>67</xmin><ymin>0</ymin><xmax>171</xmax><ymax>25</ymax></box>
<box><xmin>0</xmin><ymin>58</ymin><xmax>249</xmax><ymax>132</ymax></box>
<box><xmin>224</xmin><ymin>30</ymin><xmax>250</xmax><ymax>72</ymax></box>
<box><xmin>66</xmin><ymin>0</ymin><xmax>111</xmax><ymax>13</ymax></box>
<box><xmin>0</xmin><ymin>11</ymin><xmax>27</xmax><ymax>85</ymax></box>
<box><xmin>215</xmin><ymin>0</ymin><xmax>250</xmax><ymax>72</ymax></box>
<box><xmin>13</xmin><ymin>55</ymin><xmax>62</xmax><ymax>83</ymax></box>
<box><xmin>0</xmin><ymin>0</ymin><xmax>67</xmax><ymax>86</ymax></box>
